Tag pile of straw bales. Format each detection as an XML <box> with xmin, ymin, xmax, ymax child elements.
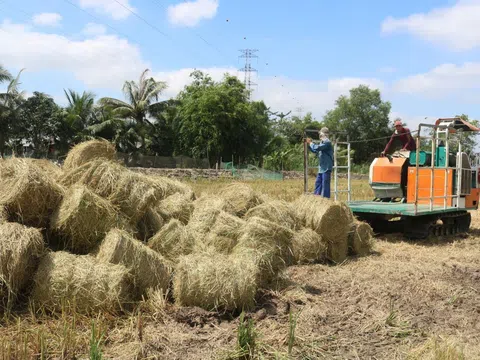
<box><xmin>0</xmin><ymin>139</ymin><xmax>374</xmax><ymax>315</ymax></box>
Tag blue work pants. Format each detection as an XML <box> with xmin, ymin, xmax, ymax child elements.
<box><xmin>314</xmin><ymin>171</ymin><xmax>331</xmax><ymax>198</ymax></box>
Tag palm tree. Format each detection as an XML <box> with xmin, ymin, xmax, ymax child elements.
<box><xmin>63</xmin><ymin>89</ymin><xmax>97</xmax><ymax>143</ymax></box>
<box><xmin>99</xmin><ymin>69</ymin><xmax>168</xmax><ymax>151</ymax></box>
<box><xmin>0</xmin><ymin>68</ymin><xmax>25</xmax><ymax>157</ymax></box>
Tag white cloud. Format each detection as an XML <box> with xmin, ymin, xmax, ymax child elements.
<box><xmin>32</xmin><ymin>13</ymin><xmax>62</xmax><ymax>27</ymax></box>
<box><xmin>0</xmin><ymin>20</ymin><xmax>149</xmax><ymax>90</ymax></box>
<box><xmin>393</xmin><ymin>62</ymin><xmax>480</xmax><ymax>98</ymax></box>
<box><xmin>381</xmin><ymin>0</ymin><xmax>480</xmax><ymax>51</ymax></box>
<box><xmin>167</xmin><ymin>0</ymin><xmax>219</xmax><ymax>27</ymax></box>
<box><xmin>82</xmin><ymin>23</ymin><xmax>107</xmax><ymax>36</ymax></box>
<box><xmin>78</xmin><ymin>0</ymin><xmax>135</xmax><ymax>20</ymax></box>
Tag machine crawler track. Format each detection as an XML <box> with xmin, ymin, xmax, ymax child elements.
<box><xmin>403</xmin><ymin>211</ymin><xmax>471</xmax><ymax>239</ymax></box>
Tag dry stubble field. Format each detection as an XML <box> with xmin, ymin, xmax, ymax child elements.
<box><xmin>2</xmin><ymin>177</ymin><xmax>480</xmax><ymax>359</ymax></box>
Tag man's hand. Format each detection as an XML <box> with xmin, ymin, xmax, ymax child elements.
<box><xmin>380</xmin><ymin>151</ymin><xmax>385</xmax><ymax>157</ymax></box>
<box><xmin>306</xmin><ymin>138</ymin><xmax>312</xmax><ymax>144</ymax></box>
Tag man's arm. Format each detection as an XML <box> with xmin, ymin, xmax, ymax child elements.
<box><xmin>401</xmin><ymin>129</ymin><xmax>414</xmax><ymax>150</ymax></box>
<box><xmin>383</xmin><ymin>133</ymin><xmax>395</xmax><ymax>155</ymax></box>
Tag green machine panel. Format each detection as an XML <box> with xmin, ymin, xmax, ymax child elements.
<box><xmin>409</xmin><ymin>147</ymin><xmax>455</xmax><ymax>167</ymax></box>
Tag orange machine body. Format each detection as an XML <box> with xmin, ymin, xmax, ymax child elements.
<box><xmin>370</xmin><ymin>157</ymin><xmax>407</xmax><ymax>184</ymax></box>
<box><xmin>406</xmin><ymin>168</ymin><xmax>454</xmax><ymax>206</ymax></box>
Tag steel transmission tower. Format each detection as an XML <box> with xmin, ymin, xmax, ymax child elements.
<box><xmin>239</xmin><ymin>49</ymin><xmax>258</xmax><ymax>99</ymax></box>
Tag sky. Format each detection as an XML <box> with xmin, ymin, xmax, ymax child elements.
<box><xmin>1</xmin><ymin>0</ymin><xmax>480</xmax><ymax>132</ymax></box>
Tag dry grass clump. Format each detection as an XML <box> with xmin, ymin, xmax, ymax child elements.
<box><xmin>188</xmin><ymin>196</ymin><xmax>230</xmax><ymax>235</ymax></box>
<box><xmin>202</xmin><ymin>211</ymin><xmax>246</xmax><ymax>254</ymax></box>
<box><xmin>220</xmin><ymin>182</ymin><xmax>263</xmax><ymax>217</ymax></box>
<box><xmin>348</xmin><ymin>221</ymin><xmax>374</xmax><ymax>257</ymax></box>
<box><xmin>173</xmin><ymin>249</ymin><xmax>258</xmax><ymax>311</ymax></box>
<box><xmin>244</xmin><ymin>200</ymin><xmax>302</xmax><ymax>230</ymax></box>
<box><xmin>63</xmin><ymin>139</ymin><xmax>116</xmax><ymax>171</ymax></box>
<box><xmin>148</xmin><ymin>219</ymin><xmax>195</xmax><ymax>263</ymax></box>
<box><xmin>50</xmin><ymin>185</ymin><xmax>122</xmax><ymax>254</ymax></box>
<box><xmin>31</xmin><ymin>251</ymin><xmax>132</xmax><ymax>314</ymax></box>
<box><xmin>157</xmin><ymin>192</ymin><xmax>195</xmax><ymax>225</ymax></box>
<box><xmin>294</xmin><ymin>194</ymin><xmax>351</xmax><ymax>264</ymax></box>
<box><xmin>0</xmin><ymin>223</ymin><xmax>45</xmax><ymax>307</ymax></box>
<box><xmin>97</xmin><ymin>229</ymin><xmax>172</xmax><ymax>298</ymax></box>
<box><xmin>0</xmin><ymin>158</ymin><xmax>64</xmax><ymax>227</ymax></box>
<box><xmin>407</xmin><ymin>336</ymin><xmax>465</xmax><ymax>360</ymax></box>
<box><xmin>156</xmin><ymin>176</ymin><xmax>194</xmax><ymax>197</ymax></box>
<box><xmin>137</xmin><ymin>208</ymin><xmax>164</xmax><ymax>241</ymax></box>
<box><xmin>233</xmin><ymin>216</ymin><xmax>294</xmax><ymax>286</ymax></box>
<box><xmin>291</xmin><ymin>228</ymin><xmax>327</xmax><ymax>265</ymax></box>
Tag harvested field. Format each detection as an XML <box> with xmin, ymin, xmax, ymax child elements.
<box><xmin>3</xmin><ymin>167</ymin><xmax>480</xmax><ymax>359</ymax></box>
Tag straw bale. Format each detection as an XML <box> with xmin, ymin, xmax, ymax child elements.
<box><xmin>32</xmin><ymin>251</ymin><xmax>132</xmax><ymax>314</ymax></box>
<box><xmin>148</xmin><ymin>219</ymin><xmax>195</xmax><ymax>263</ymax></box>
<box><xmin>50</xmin><ymin>185</ymin><xmax>123</xmax><ymax>254</ymax></box>
<box><xmin>137</xmin><ymin>208</ymin><xmax>165</xmax><ymax>241</ymax></box>
<box><xmin>0</xmin><ymin>206</ymin><xmax>7</xmax><ymax>223</ymax></box>
<box><xmin>0</xmin><ymin>158</ymin><xmax>64</xmax><ymax>227</ymax></box>
<box><xmin>61</xmin><ymin>160</ymin><xmax>167</xmax><ymax>223</ymax></box>
<box><xmin>0</xmin><ymin>223</ymin><xmax>45</xmax><ymax>306</ymax></box>
<box><xmin>25</xmin><ymin>159</ymin><xmax>63</xmax><ymax>180</ymax></box>
<box><xmin>220</xmin><ymin>183</ymin><xmax>263</xmax><ymax>217</ymax></box>
<box><xmin>63</xmin><ymin>139</ymin><xmax>116</xmax><ymax>171</ymax></box>
<box><xmin>157</xmin><ymin>192</ymin><xmax>195</xmax><ymax>225</ymax></box>
<box><xmin>97</xmin><ymin>229</ymin><xmax>172</xmax><ymax>298</ymax></box>
<box><xmin>188</xmin><ymin>196</ymin><xmax>230</xmax><ymax>235</ymax></box>
<box><xmin>244</xmin><ymin>200</ymin><xmax>303</xmax><ymax>230</ymax></box>
<box><xmin>202</xmin><ymin>211</ymin><xmax>246</xmax><ymax>254</ymax></box>
<box><xmin>233</xmin><ymin>216</ymin><xmax>294</xmax><ymax>287</ymax></box>
<box><xmin>294</xmin><ymin>194</ymin><xmax>350</xmax><ymax>263</ymax></box>
<box><xmin>291</xmin><ymin>228</ymin><xmax>327</xmax><ymax>265</ymax></box>
<box><xmin>348</xmin><ymin>221</ymin><xmax>374</xmax><ymax>257</ymax></box>
<box><xmin>156</xmin><ymin>176</ymin><xmax>194</xmax><ymax>197</ymax></box>
<box><xmin>173</xmin><ymin>250</ymin><xmax>258</xmax><ymax>311</ymax></box>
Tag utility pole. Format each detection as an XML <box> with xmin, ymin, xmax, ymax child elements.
<box><xmin>239</xmin><ymin>49</ymin><xmax>258</xmax><ymax>100</ymax></box>
<box><xmin>295</xmin><ymin>106</ymin><xmax>304</xmax><ymax>118</ymax></box>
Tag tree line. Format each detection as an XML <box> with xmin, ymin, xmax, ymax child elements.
<box><xmin>1</xmin><ymin>64</ymin><xmax>476</xmax><ymax>171</ymax></box>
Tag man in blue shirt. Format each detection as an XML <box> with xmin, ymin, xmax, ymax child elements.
<box><xmin>306</xmin><ymin>127</ymin><xmax>333</xmax><ymax>198</ymax></box>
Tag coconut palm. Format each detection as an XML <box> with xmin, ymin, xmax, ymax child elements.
<box><xmin>63</xmin><ymin>89</ymin><xmax>97</xmax><ymax>143</ymax></box>
<box><xmin>0</xmin><ymin>68</ymin><xmax>25</xmax><ymax>157</ymax></box>
<box><xmin>99</xmin><ymin>69</ymin><xmax>168</xmax><ymax>151</ymax></box>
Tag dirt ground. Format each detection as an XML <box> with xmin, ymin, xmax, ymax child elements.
<box><xmin>2</xmin><ymin>179</ymin><xmax>480</xmax><ymax>359</ymax></box>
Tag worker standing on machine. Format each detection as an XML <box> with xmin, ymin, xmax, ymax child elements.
<box><xmin>306</xmin><ymin>127</ymin><xmax>333</xmax><ymax>198</ymax></box>
<box><xmin>381</xmin><ymin>119</ymin><xmax>416</xmax><ymax>156</ymax></box>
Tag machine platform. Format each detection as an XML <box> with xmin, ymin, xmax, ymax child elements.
<box><xmin>346</xmin><ymin>201</ymin><xmax>469</xmax><ymax>216</ymax></box>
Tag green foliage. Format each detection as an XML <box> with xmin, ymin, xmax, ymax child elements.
<box><xmin>236</xmin><ymin>311</ymin><xmax>257</xmax><ymax>359</ymax></box>
<box><xmin>89</xmin><ymin>321</ymin><xmax>104</xmax><ymax>360</ymax></box>
<box><xmin>323</xmin><ymin>85</ymin><xmax>392</xmax><ymax>164</ymax></box>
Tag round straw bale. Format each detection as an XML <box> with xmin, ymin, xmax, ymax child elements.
<box><xmin>61</xmin><ymin>160</ymin><xmax>167</xmax><ymax>223</ymax></box>
<box><xmin>155</xmin><ymin>176</ymin><xmax>194</xmax><ymax>197</ymax></box>
<box><xmin>63</xmin><ymin>139</ymin><xmax>116</xmax><ymax>171</ymax></box>
<box><xmin>233</xmin><ymin>216</ymin><xmax>294</xmax><ymax>287</ymax></box>
<box><xmin>0</xmin><ymin>223</ymin><xmax>45</xmax><ymax>307</ymax></box>
<box><xmin>157</xmin><ymin>192</ymin><xmax>195</xmax><ymax>225</ymax></box>
<box><xmin>97</xmin><ymin>229</ymin><xmax>172</xmax><ymax>298</ymax></box>
<box><xmin>0</xmin><ymin>158</ymin><xmax>64</xmax><ymax>227</ymax></box>
<box><xmin>173</xmin><ymin>250</ymin><xmax>258</xmax><ymax>312</ymax></box>
<box><xmin>148</xmin><ymin>219</ymin><xmax>195</xmax><ymax>263</ymax></box>
<box><xmin>137</xmin><ymin>208</ymin><xmax>165</xmax><ymax>242</ymax></box>
<box><xmin>188</xmin><ymin>196</ymin><xmax>230</xmax><ymax>235</ymax></box>
<box><xmin>348</xmin><ymin>221</ymin><xmax>374</xmax><ymax>257</ymax></box>
<box><xmin>244</xmin><ymin>200</ymin><xmax>303</xmax><ymax>230</ymax></box>
<box><xmin>220</xmin><ymin>183</ymin><xmax>263</xmax><ymax>217</ymax></box>
<box><xmin>0</xmin><ymin>206</ymin><xmax>7</xmax><ymax>223</ymax></box>
<box><xmin>32</xmin><ymin>251</ymin><xmax>132</xmax><ymax>314</ymax></box>
<box><xmin>291</xmin><ymin>228</ymin><xmax>327</xmax><ymax>265</ymax></box>
<box><xmin>25</xmin><ymin>159</ymin><xmax>63</xmax><ymax>180</ymax></box>
<box><xmin>50</xmin><ymin>185</ymin><xmax>124</xmax><ymax>254</ymax></box>
<box><xmin>201</xmin><ymin>211</ymin><xmax>246</xmax><ymax>254</ymax></box>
